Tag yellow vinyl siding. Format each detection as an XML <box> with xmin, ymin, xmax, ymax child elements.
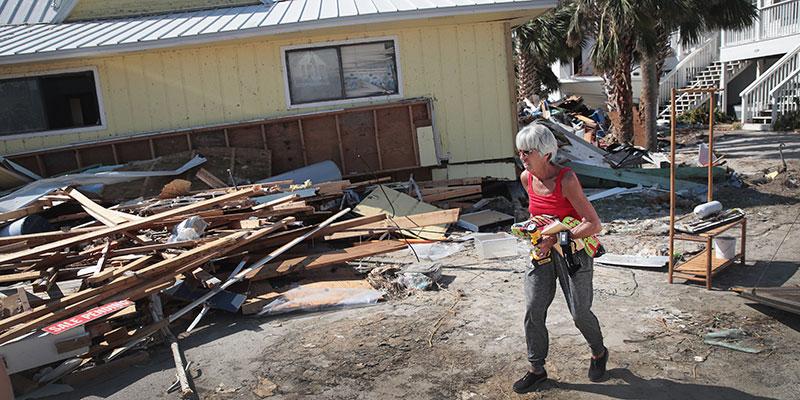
<box><xmin>67</xmin><ymin>0</ymin><xmax>260</xmax><ymax>21</ymax></box>
<box><xmin>0</xmin><ymin>19</ymin><xmax>520</xmax><ymax>169</ymax></box>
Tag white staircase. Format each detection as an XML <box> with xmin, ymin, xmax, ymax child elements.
<box><xmin>657</xmin><ymin>32</ymin><xmax>725</xmax><ymax>122</ymax></box>
<box><xmin>657</xmin><ymin>60</ymin><xmax>748</xmax><ymax>120</ymax></box>
<box><xmin>740</xmin><ymin>42</ymin><xmax>800</xmax><ymax>129</ymax></box>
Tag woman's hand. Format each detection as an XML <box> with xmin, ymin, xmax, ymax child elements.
<box><xmin>535</xmin><ymin>234</ymin><xmax>558</xmax><ymax>258</ymax></box>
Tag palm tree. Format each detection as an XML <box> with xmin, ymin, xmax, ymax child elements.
<box><xmin>637</xmin><ymin>0</ymin><xmax>757</xmax><ymax>150</ymax></box>
<box><xmin>566</xmin><ymin>0</ymin><xmax>656</xmax><ymax>144</ymax></box>
<box><xmin>514</xmin><ymin>4</ymin><xmax>584</xmax><ymax>102</ymax></box>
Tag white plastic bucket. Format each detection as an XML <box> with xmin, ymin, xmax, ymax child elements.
<box><xmin>714</xmin><ymin>236</ymin><xmax>736</xmax><ymax>260</ymax></box>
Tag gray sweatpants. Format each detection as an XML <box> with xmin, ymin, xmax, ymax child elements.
<box><xmin>524</xmin><ymin>249</ymin><xmax>604</xmax><ymax>369</ymax></box>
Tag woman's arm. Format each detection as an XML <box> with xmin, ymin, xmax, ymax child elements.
<box><xmin>561</xmin><ymin>171</ymin><xmax>602</xmax><ymax>239</ymax></box>
<box><xmin>520</xmin><ymin>170</ymin><xmax>530</xmax><ymax>193</ymax></box>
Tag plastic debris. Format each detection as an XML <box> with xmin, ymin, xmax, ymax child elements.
<box><xmin>168</xmin><ymin>216</ymin><xmax>208</xmax><ymax>243</ymax></box>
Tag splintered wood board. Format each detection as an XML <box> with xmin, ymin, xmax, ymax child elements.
<box><xmin>245</xmin><ymin>240</ymin><xmax>407</xmax><ymax>281</ymax></box>
<box><xmin>353</xmin><ymin>185</ymin><xmax>444</xmax><ymax>240</ymax></box>
<box><xmin>325</xmin><ymin>209</ymin><xmax>460</xmax><ymax>241</ymax></box>
<box><xmin>242</xmin><ymin>279</ymin><xmax>375</xmax><ymax>315</ymax></box>
<box><xmin>457</xmin><ymin>210</ymin><xmax>514</xmax><ymax>232</ymax></box>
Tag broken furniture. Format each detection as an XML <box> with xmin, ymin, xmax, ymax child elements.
<box><xmin>667</xmin><ymin>88</ymin><xmax>747</xmax><ymax>289</ymax></box>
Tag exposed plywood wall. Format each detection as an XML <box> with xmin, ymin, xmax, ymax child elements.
<box><xmin>0</xmin><ymin>21</ymin><xmax>515</xmax><ymax>168</ymax></box>
<box><xmin>66</xmin><ymin>0</ymin><xmax>260</xmax><ymax>21</ymax></box>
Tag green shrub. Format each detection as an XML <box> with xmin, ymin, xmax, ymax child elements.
<box><xmin>773</xmin><ymin>97</ymin><xmax>800</xmax><ymax>131</ymax></box>
<box><xmin>677</xmin><ymin>106</ymin><xmax>732</xmax><ymax>124</ymax></box>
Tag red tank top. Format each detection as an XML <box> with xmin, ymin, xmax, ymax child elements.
<box><xmin>527</xmin><ymin>167</ymin><xmax>580</xmax><ymax>220</ymax></box>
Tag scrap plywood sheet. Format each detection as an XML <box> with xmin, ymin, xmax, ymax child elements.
<box><xmin>353</xmin><ymin>185</ymin><xmax>446</xmax><ymax>240</ymax></box>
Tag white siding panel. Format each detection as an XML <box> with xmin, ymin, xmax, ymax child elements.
<box><xmin>407</xmin><ymin>0</ymin><xmax>437</xmax><ymax>9</ymax></box>
<box><xmin>259</xmin><ymin>1</ymin><xmax>291</xmax><ymax>26</ymax></box>
<box><xmin>371</xmin><ymin>0</ymin><xmax>398</xmax><ymax>13</ymax></box>
<box><xmin>427</xmin><ymin>0</ymin><xmax>457</xmax><ymax>7</ymax></box>
<box><xmin>300</xmin><ymin>0</ymin><xmax>322</xmax><ymax>21</ymax></box>
<box><xmin>110</xmin><ymin>18</ymin><xmax>165</xmax><ymax>44</ymax></box>
<box><xmin>319</xmin><ymin>0</ymin><xmax>339</xmax><ymax>19</ymax></box>
<box><xmin>76</xmin><ymin>20</ymin><xmax>143</xmax><ymax>48</ymax></box>
<box><xmin>388</xmin><ymin>0</ymin><xmax>418</xmax><ymax>11</ymax></box>
<box><xmin>139</xmin><ymin>11</ymin><xmax>203</xmax><ymax>41</ymax></box>
<box><xmin>353</xmin><ymin>0</ymin><xmax>379</xmax><ymax>14</ymax></box>
<box><xmin>240</xmin><ymin>7</ymin><xmax>274</xmax><ymax>29</ymax></box>
<box><xmin>119</xmin><ymin>18</ymin><xmax>175</xmax><ymax>44</ymax></box>
<box><xmin>179</xmin><ymin>10</ymin><xmax>227</xmax><ymax>37</ymax></box>
<box><xmin>201</xmin><ymin>10</ymin><xmax>242</xmax><ymax>34</ymax></box>
<box><xmin>4</xmin><ymin>24</ymin><xmax>84</xmax><ymax>54</ymax></box>
<box><xmin>338</xmin><ymin>0</ymin><xmax>359</xmax><ymax>16</ymax></box>
<box><xmin>280</xmin><ymin>0</ymin><xmax>307</xmax><ymax>24</ymax></box>
<box><xmin>220</xmin><ymin>6</ymin><xmax>264</xmax><ymax>31</ymax></box>
<box><xmin>40</xmin><ymin>23</ymin><xmax>107</xmax><ymax>52</ymax></box>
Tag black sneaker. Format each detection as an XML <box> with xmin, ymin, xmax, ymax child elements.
<box><xmin>588</xmin><ymin>347</ymin><xmax>609</xmax><ymax>382</ymax></box>
<box><xmin>512</xmin><ymin>369</ymin><xmax>547</xmax><ymax>393</ymax></box>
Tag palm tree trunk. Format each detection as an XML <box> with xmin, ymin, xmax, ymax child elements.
<box><xmin>639</xmin><ymin>54</ymin><xmax>659</xmax><ymax>151</ymax></box>
<box><xmin>606</xmin><ymin>40</ymin><xmax>635</xmax><ymax>144</ymax></box>
<box><xmin>639</xmin><ymin>29</ymin><xmax>672</xmax><ymax>151</ymax></box>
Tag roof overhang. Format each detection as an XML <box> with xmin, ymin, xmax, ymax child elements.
<box><xmin>0</xmin><ymin>1</ymin><xmax>555</xmax><ymax>66</ymax></box>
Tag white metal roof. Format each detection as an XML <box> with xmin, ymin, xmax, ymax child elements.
<box><xmin>0</xmin><ymin>0</ymin><xmax>553</xmax><ymax>65</ymax></box>
<box><xmin>0</xmin><ymin>0</ymin><xmax>78</xmax><ymax>25</ymax></box>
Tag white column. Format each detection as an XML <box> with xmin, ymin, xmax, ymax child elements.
<box><xmin>755</xmin><ymin>0</ymin><xmax>763</xmax><ymax>41</ymax></box>
<box><xmin>719</xmin><ymin>61</ymin><xmax>728</xmax><ymax>114</ymax></box>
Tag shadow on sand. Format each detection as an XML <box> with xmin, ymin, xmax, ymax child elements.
<box><xmin>554</xmin><ymin>368</ymin><xmax>779</xmax><ymax>400</ymax></box>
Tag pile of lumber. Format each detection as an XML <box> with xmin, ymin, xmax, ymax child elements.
<box><xmin>0</xmin><ymin>174</ymin><xmax>460</xmax><ymax>396</ymax></box>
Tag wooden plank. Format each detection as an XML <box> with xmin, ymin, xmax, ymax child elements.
<box><xmin>65</xmin><ymin>187</ymin><xmax>140</xmax><ymax>226</ymax></box>
<box><xmin>422</xmin><ymin>187</ymin><xmax>482</xmax><ymax>202</ymax></box>
<box><xmin>0</xmin><ymin>187</ymin><xmax>259</xmax><ymax>265</ymax></box>
<box><xmin>244</xmin><ymin>214</ymin><xmax>387</xmax><ymax>250</ymax></box>
<box><xmin>245</xmin><ymin>240</ymin><xmax>407</xmax><ymax>281</ymax></box>
<box><xmin>674</xmin><ymin>248</ymin><xmax>738</xmax><ymax>276</ymax></box>
<box><xmin>55</xmin><ymin>333</ymin><xmax>92</xmax><ymax>354</ymax></box>
<box><xmin>195</xmin><ymin>167</ymin><xmax>227</xmax><ymax>189</ymax></box>
<box><xmin>32</xmin><ymin>267</ymin><xmax>57</xmax><ymax>293</ymax></box>
<box><xmin>420</xmin><ymin>185</ymin><xmax>480</xmax><ymax>195</ymax></box>
<box><xmin>0</xmin><ymin>231</ymin><xmax>248</xmax><ymax>343</ymax></box>
<box><xmin>0</xmin><ymin>270</ymin><xmax>40</xmax><ymax>284</ymax></box>
<box><xmin>326</xmin><ymin>209</ymin><xmax>460</xmax><ymax>240</ymax></box>
<box><xmin>418</xmin><ymin>177</ymin><xmax>483</xmax><ymax>188</ymax></box>
<box><xmin>0</xmin><ymin>203</ymin><xmax>45</xmax><ymax>223</ymax></box>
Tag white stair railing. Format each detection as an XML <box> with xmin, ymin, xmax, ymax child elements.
<box><xmin>770</xmin><ymin>67</ymin><xmax>800</xmax><ymax>123</ymax></box>
<box><xmin>760</xmin><ymin>0</ymin><xmax>800</xmax><ymax>42</ymax></box>
<box><xmin>724</xmin><ymin>0</ymin><xmax>800</xmax><ymax>47</ymax></box>
<box><xmin>740</xmin><ymin>43</ymin><xmax>800</xmax><ymax>123</ymax></box>
<box><xmin>658</xmin><ymin>33</ymin><xmax>720</xmax><ymax>113</ymax></box>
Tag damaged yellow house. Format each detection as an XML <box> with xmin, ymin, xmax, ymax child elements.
<box><xmin>0</xmin><ymin>0</ymin><xmax>554</xmax><ymax>180</ymax></box>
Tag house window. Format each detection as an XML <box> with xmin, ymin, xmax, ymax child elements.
<box><xmin>0</xmin><ymin>71</ymin><xmax>102</xmax><ymax>136</ymax></box>
<box><xmin>285</xmin><ymin>40</ymin><xmax>399</xmax><ymax>105</ymax></box>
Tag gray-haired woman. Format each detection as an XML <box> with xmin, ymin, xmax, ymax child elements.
<box><xmin>513</xmin><ymin>124</ymin><xmax>608</xmax><ymax>393</ymax></box>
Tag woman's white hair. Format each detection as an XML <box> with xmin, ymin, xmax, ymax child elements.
<box><xmin>515</xmin><ymin>123</ymin><xmax>558</xmax><ymax>159</ymax></box>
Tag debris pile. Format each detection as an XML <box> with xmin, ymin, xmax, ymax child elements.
<box><xmin>0</xmin><ymin>157</ymin><xmax>472</xmax><ymax>397</ymax></box>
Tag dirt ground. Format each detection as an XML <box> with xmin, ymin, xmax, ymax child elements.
<box><xmin>54</xmin><ymin>130</ymin><xmax>800</xmax><ymax>400</ymax></box>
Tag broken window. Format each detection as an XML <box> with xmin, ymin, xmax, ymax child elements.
<box><xmin>0</xmin><ymin>71</ymin><xmax>102</xmax><ymax>136</ymax></box>
<box><xmin>285</xmin><ymin>40</ymin><xmax>399</xmax><ymax>105</ymax></box>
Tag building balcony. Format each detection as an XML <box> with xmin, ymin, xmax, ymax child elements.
<box><xmin>721</xmin><ymin>0</ymin><xmax>800</xmax><ymax>62</ymax></box>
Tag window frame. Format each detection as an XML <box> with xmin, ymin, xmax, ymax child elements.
<box><xmin>281</xmin><ymin>36</ymin><xmax>403</xmax><ymax>109</ymax></box>
<box><xmin>0</xmin><ymin>66</ymin><xmax>107</xmax><ymax>141</ymax></box>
